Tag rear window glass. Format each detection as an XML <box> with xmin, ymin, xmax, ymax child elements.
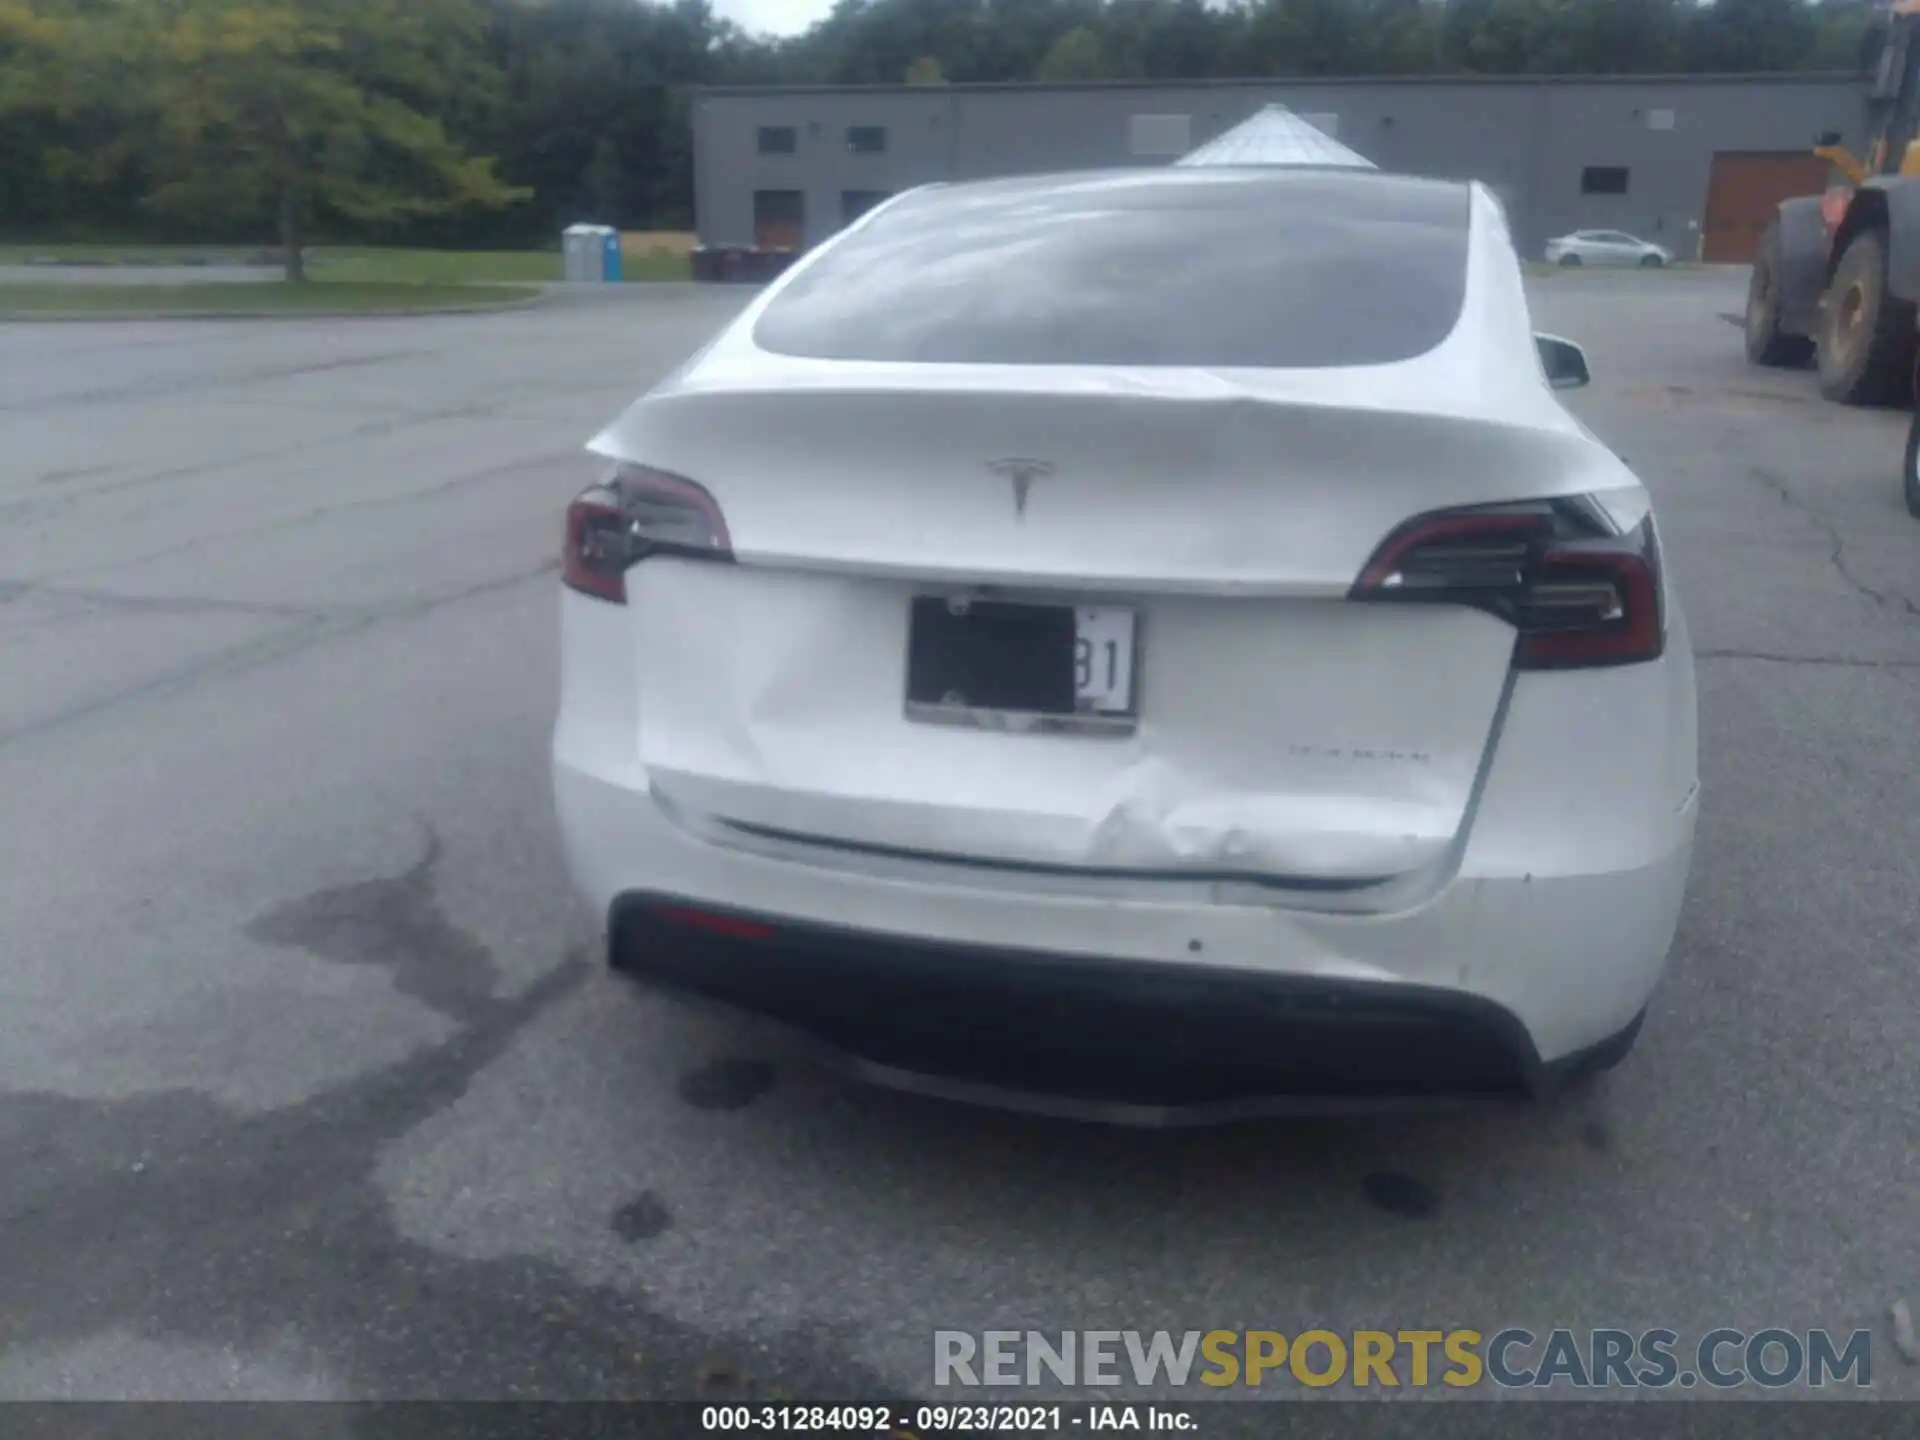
<box><xmin>753</xmin><ymin>170</ymin><xmax>1471</xmax><ymax>369</ymax></box>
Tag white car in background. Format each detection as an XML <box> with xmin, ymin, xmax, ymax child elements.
<box><xmin>553</xmin><ymin>168</ymin><xmax>1699</xmax><ymax>1118</ymax></box>
<box><xmin>1545</xmin><ymin>229</ymin><xmax>1674</xmax><ymax>267</ymax></box>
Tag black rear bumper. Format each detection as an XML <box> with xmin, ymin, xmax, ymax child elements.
<box><xmin>605</xmin><ymin>895</ymin><xmax>1629</xmax><ymax>1112</ymax></box>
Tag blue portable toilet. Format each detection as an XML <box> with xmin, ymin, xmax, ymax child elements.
<box><xmin>602</xmin><ymin>229</ymin><xmax>623</xmax><ymax>283</ymax></box>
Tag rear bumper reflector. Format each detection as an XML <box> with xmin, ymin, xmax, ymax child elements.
<box><xmin>654</xmin><ymin>905</ymin><xmax>779</xmax><ymax>942</ymax></box>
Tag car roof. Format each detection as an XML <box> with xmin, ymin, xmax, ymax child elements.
<box><xmin>893</xmin><ymin>164</ymin><xmax>1472</xmax><ymax>223</ymax></box>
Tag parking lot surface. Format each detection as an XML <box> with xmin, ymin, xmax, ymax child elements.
<box><xmin>2</xmin><ymin>273</ymin><xmax>1918</xmax><ymax>1403</ymax></box>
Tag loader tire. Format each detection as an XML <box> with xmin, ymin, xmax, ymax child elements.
<box><xmin>1818</xmin><ymin>228</ymin><xmax>1916</xmax><ymax>406</ymax></box>
<box><xmin>1904</xmin><ymin>411</ymin><xmax>1920</xmax><ymax>519</ymax></box>
<box><xmin>1745</xmin><ymin>222</ymin><xmax>1814</xmax><ymax>368</ymax></box>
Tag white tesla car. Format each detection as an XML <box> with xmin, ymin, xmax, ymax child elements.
<box><xmin>553</xmin><ymin>168</ymin><xmax>1698</xmax><ymax>1115</ymax></box>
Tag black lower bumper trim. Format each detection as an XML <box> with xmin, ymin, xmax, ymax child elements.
<box><xmin>609</xmin><ymin>895</ymin><xmax>1554</xmax><ymax>1109</ymax></box>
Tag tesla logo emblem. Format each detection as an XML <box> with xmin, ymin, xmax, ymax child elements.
<box><xmin>988</xmin><ymin>458</ymin><xmax>1055</xmax><ymax>518</ymax></box>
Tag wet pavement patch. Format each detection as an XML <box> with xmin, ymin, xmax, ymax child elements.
<box><xmin>245</xmin><ymin>830</ymin><xmax>499</xmax><ymax>1024</ymax></box>
<box><xmin>610</xmin><ymin>1192</ymin><xmax>672</xmax><ymax>1244</ymax></box>
<box><xmin>1</xmin><ymin>834</ymin><xmax>896</xmax><ymax>1399</ymax></box>
<box><xmin>677</xmin><ymin>1059</ymin><xmax>777</xmax><ymax>1112</ymax></box>
<box><xmin>0</xmin><ymin>940</ymin><xmax>900</xmax><ymax>1399</ymax></box>
<box><xmin>1361</xmin><ymin>1171</ymin><xmax>1439</xmax><ymax>1220</ymax></box>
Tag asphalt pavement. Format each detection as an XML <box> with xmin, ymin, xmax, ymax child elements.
<box><xmin>2</xmin><ymin>272</ymin><xmax>1919</xmax><ymax>1407</ymax></box>
<box><xmin>0</xmin><ymin>264</ymin><xmax>287</xmax><ymax>285</ymax></box>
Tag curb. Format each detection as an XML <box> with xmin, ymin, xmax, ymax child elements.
<box><xmin>0</xmin><ymin>292</ymin><xmax>552</xmax><ymax>323</ymax></box>
<box><xmin>1526</xmin><ymin>263</ymin><xmax>1721</xmax><ymax>278</ymax></box>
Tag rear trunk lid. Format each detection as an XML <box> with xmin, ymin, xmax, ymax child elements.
<box><xmin>593</xmin><ymin>370</ymin><xmax>1634</xmax><ymax>893</ymax></box>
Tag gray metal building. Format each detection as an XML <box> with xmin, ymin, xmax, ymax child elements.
<box><xmin>690</xmin><ymin>74</ymin><xmax>1862</xmax><ymax>262</ymax></box>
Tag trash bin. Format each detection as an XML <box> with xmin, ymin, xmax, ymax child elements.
<box><xmin>562</xmin><ymin>224</ymin><xmax>620</xmax><ymax>284</ymax></box>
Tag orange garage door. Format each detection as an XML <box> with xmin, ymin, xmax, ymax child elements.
<box><xmin>1702</xmin><ymin>152</ymin><xmax>1833</xmax><ymax>264</ymax></box>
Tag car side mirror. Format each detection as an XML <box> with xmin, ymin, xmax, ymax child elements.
<box><xmin>1536</xmin><ymin>333</ymin><xmax>1591</xmax><ymax>390</ymax></box>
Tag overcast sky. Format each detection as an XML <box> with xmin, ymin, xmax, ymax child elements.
<box><xmin>715</xmin><ymin>0</ymin><xmax>835</xmax><ymax>37</ymax></box>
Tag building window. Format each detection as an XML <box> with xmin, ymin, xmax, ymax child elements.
<box><xmin>758</xmin><ymin>126</ymin><xmax>797</xmax><ymax>156</ymax></box>
<box><xmin>848</xmin><ymin>126</ymin><xmax>887</xmax><ymax>155</ymax></box>
<box><xmin>842</xmin><ymin>190</ymin><xmax>891</xmax><ymax>225</ymax></box>
<box><xmin>1129</xmin><ymin>114</ymin><xmax>1193</xmax><ymax>158</ymax></box>
<box><xmin>1647</xmin><ymin>109</ymin><xmax>1676</xmax><ymax>132</ymax></box>
<box><xmin>1581</xmin><ymin>166</ymin><xmax>1630</xmax><ymax>196</ymax></box>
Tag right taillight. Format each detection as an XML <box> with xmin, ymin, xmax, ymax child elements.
<box><xmin>562</xmin><ymin>463</ymin><xmax>732</xmax><ymax>604</ymax></box>
<box><xmin>1351</xmin><ymin>496</ymin><xmax>1665</xmax><ymax>670</ymax></box>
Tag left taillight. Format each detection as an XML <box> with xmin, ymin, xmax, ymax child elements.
<box><xmin>562</xmin><ymin>463</ymin><xmax>733</xmax><ymax>604</ymax></box>
<box><xmin>1350</xmin><ymin>495</ymin><xmax>1665</xmax><ymax>670</ymax></box>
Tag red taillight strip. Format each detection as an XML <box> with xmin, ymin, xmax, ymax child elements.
<box><xmin>1513</xmin><ymin>548</ymin><xmax>1665</xmax><ymax>669</ymax></box>
<box><xmin>620</xmin><ymin>465</ymin><xmax>734</xmax><ymax>554</ymax></box>
<box><xmin>1351</xmin><ymin>500</ymin><xmax>1665</xmax><ymax>670</ymax></box>
<box><xmin>654</xmin><ymin>906</ymin><xmax>779</xmax><ymax>942</ymax></box>
<box><xmin>562</xmin><ymin>497</ymin><xmax>629</xmax><ymax>603</ymax></box>
<box><xmin>560</xmin><ymin>465</ymin><xmax>734</xmax><ymax>606</ymax></box>
<box><xmin>1352</xmin><ymin>511</ymin><xmax>1546</xmax><ymax>591</ymax></box>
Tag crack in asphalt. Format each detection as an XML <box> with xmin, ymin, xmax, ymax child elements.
<box><xmin>0</xmin><ymin>349</ymin><xmax>433</xmax><ymax>417</ymax></box>
<box><xmin>34</xmin><ymin>463</ymin><xmax>116</xmax><ymax>486</ymax></box>
<box><xmin>21</xmin><ymin>449</ymin><xmax>581</xmax><ymax>588</ymax></box>
<box><xmin>0</xmin><ymin>560</ymin><xmax>559</xmax><ymax>753</ymax></box>
<box><xmin>1747</xmin><ymin>465</ymin><xmax>1920</xmax><ymax>618</ymax></box>
<box><xmin>7</xmin><ymin>583</ymin><xmax>328</xmax><ymax>621</ymax></box>
<box><xmin>0</xmin><ymin>405</ymin><xmax>512</xmax><ymax>525</ymax></box>
<box><xmin>0</xmin><ymin>832</ymin><xmax>896</xmax><ymax>1401</ymax></box>
<box><xmin>1696</xmin><ymin>648</ymin><xmax>1920</xmax><ymax>670</ymax></box>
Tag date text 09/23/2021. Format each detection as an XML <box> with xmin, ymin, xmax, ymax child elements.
<box><xmin>702</xmin><ymin>1405</ymin><xmax>1184</xmax><ymax>1433</ymax></box>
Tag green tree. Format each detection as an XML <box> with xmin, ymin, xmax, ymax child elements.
<box><xmin>1</xmin><ymin>0</ymin><xmax>151</xmax><ymax>237</ymax></box>
<box><xmin>1443</xmin><ymin>0</ymin><xmax>1541</xmax><ymax>73</ymax></box>
<box><xmin>1368</xmin><ymin>0</ymin><xmax>1444</xmax><ymax>75</ymax></box>
<box><xmin>1102</xmin><ymin>0</ymin><xmax>1237</xmax><ymax>78</ymax></box>
<box><xmin>83</xmin><ymin>0</ymin><xmax>527</xmax><ymax>278</ymax></box>
<box><xmin>1035</xmin><ymin>24</ymin><xmax>1107</xmax><ymax>80</ymax></box>
<box><xmin>1808</xmin><ymin>0</ymin><xmax>1879</xmax><ymax>72</ymax></box>
<box><xmin>1684</xmin><ymin>0</ymin><xmax>1816</xmax><ymax>71</ymax></box>
<box><xmin>583</xmin><ymin>135</ymin><xmax>624</xmax><ymax>224</ymax></box>
<box><xmin>1245</xmin><ymin>0</ymin><xmax>1372</xmax><ymax>76</ymax></box>
<box><xmin>0</xmin><ymin>2</ymin><xmax>70</xmax><ymax>230</ymax></box>
<box><xmin>0</xmin><ymin>0</ymin><xmax>1898</xmax><ymax>254</ymax></box>
<box><xmin>1569</xmin><ymin>0</ymin><xmax>1681</xmax><ymax>74</ymax></box>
